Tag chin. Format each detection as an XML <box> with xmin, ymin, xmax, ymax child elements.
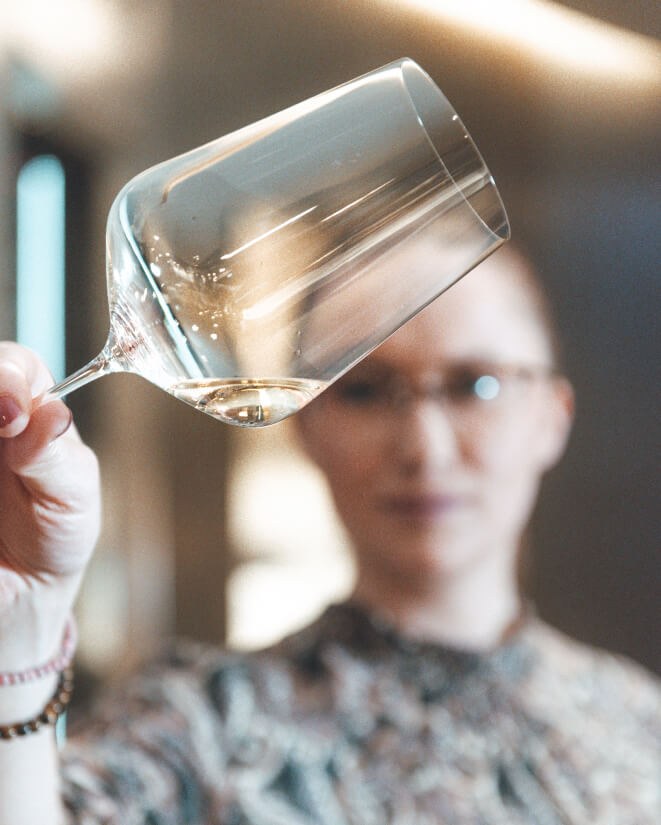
<box><xmin>384</xmin><ymin>535</ymin><xmax>487</xmax><ymax>582</ymax></box>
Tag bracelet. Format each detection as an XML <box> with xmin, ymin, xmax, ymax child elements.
<box><xmin>0</xmin><ymin>615</ymin><xmax>77</xmax><ymax>686</ymax></box>
<box><xmin>0</xmin><ymin>667</ymin><xmax>74</xmax><ymax>740</ymax></box>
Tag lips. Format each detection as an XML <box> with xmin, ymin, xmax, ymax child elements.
<box><xmin>380</xmin><ymin>493</ymin><xmax>470</xmax><ymax>520</ymax></box>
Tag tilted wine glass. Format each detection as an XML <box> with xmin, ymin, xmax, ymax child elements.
<box><xmin>47</xmin><ymin>58</ymin><xmax>510</xmax><ymax>426</ymax></box>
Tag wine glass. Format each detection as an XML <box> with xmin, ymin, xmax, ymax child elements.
<box><xmin>47</xmin><ymin>58</ymin><xmax>509</xmax><ymax>426</ymax></box>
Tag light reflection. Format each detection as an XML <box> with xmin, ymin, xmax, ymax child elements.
<box><xmin>220</xmin><ymin>206</ymin><xmax>319</xmax><ymax>262</ymax></box>
<box><xmin>474</xmin><ymin>374</ymin><xmax>500</xmax><ymax>401</ymax></box>
<box><xmin>321</xmin><ymin>178</ymin><xmax>396</xmax><ymax>223</ymax></box>
<box><xmin>391</xmin><ymin>0</ymin><xmax>661</xmax><ymax>83</ymax></box>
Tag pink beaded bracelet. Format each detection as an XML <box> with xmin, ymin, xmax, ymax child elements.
<box><xmin>0</xmin><ymin>615</ymin><xmax>77</xmax><ymax>686</ymax></box>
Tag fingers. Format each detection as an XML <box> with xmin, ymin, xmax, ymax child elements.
<box><xmin>0</xmin><ymin>361</ymin><xmax>32</xmax><ymax>436</ymax></box>
<box><xmin>0</xmin><ymin>342</ymin><xmax>89</xmax><ymax>500</ymax></box>
<box><xmin>0</xmin><ymin>345</ymin><xmax>101</xmax><ymax>579</ymax></box>
<box><xmin>0</xmin><ymin>342</ymin><xmax>59</xmax><ymax>439</ymax></box>
<box><xmin>1</xmin><ymin>412</ymin><xmax>101</xmax><ymax>576</ymax></box>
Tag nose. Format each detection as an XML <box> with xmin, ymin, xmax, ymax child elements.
<box><xmin>391</xmin><ymin>398</ymin><xmax>460</xmax><ymax>475</ymax></box>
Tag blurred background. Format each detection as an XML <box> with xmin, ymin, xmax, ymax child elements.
<box><xmin>1</xmin><ymin>0</ymin><xmax>659</xmax><ymax>681</ymax></box>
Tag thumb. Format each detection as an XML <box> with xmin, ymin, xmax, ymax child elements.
<box><xmin>4</xmin><ymin>398</ymin><xmax>74</xmax><ymax>485</ymax></box>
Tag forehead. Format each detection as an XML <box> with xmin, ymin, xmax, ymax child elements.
<box><xmin>365</xmin><ymin>250</ymin><xmax>554</xmax><ymax>371</ymax></box>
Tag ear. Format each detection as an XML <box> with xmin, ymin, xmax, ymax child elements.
<box><xmin>537</xmin><ymin>375</ymin><xmax>575</xmax><ymax>471</ymax></box>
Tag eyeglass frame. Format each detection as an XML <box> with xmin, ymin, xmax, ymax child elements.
<box><xmin>317</xmin><ymin>360</ymin><xmax>561</xmax><ymax>432</ymax></box>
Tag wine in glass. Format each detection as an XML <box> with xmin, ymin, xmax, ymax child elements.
<box><xmin>47</xmin><ymin>58</ymin><xmax>510</xmax><ymax>426</ymax></box>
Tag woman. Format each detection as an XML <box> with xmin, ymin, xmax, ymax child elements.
<box><xmin>0</xmin><ymin>246</ymin><xmax>658</xmax><ymax>824</ymax></box>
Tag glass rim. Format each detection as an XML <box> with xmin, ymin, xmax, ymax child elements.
<box><xmin>395</xmin><ymin>57</ymin><xmax>511</xmax><ymax>243</ymax></box>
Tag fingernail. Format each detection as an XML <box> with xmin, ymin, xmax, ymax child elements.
<box><xmin>0</xmin><ymin>395</ymin><xmax>22</xmax><ymax>429</ymax></box>
<box><xmin>53</xmin><ymin>408</ymin><xmax>74</xmax><ymax>440</ymax></box>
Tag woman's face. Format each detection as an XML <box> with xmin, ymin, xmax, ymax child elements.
<box><xmin>297</xmin><ymin>249</ymin><xmax>573</xmax><ymax>591</ymax></box>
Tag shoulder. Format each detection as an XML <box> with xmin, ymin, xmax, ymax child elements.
<box><xmin>523</xmin><ymin>618</ymin><xmax>661</xmax><ymax>719</ymax></box>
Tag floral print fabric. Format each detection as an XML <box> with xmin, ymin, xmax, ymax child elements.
<box><xmin>62</xmin><ymin>603</ymin><xmax>661</xmax><ymax>824</ymax></box>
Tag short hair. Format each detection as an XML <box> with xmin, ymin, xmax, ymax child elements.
<box><xmin>492</xmin><ymin>242</ymin><xmax>565</xmax><ymax>372</ymax></box>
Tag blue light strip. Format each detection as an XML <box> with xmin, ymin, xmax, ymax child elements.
<box><xmin>16</xmin><ymin>155</ymin><xmax>66</xmax><ymax>381</ymax></box>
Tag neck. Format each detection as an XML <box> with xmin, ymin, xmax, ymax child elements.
<box><xmin>351</xmin><ymin>551</ymin><xmax>522</xmax><ymax>651</ymax></box>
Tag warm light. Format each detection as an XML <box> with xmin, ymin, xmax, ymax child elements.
<box><xmin>227</xmin><ymin>427</ymin><xmax>355</xmax><ymax>650</ymax></box>
<box><xmin>1</xmin><ymin>0</ymin><xmax>166</xmax><ymax>86</ymax></box>
<box><xmin>391</xmin><ymin>0</ymin><xmax>661</xmax><ymax>83</ymax></box>
<box><xmin>3</xmin><ymin>1</ymin><xmax>118</xmax><ymax>77</ymax></box>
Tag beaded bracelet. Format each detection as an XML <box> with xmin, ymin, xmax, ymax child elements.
<box><xmin>0</xmin><ymin>667</ymin><xmax>74</xmax><ymax>740</ymax></box>
<box><xmin>0</xmin><ymin>615</ymin><xmax>77</xmax><ymax>686</ymax></box>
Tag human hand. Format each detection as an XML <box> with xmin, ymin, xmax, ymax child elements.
<box><xmin>0</xmin><ymin>342</ymin><xmax>101</xmax><ymax>674</ymax></box>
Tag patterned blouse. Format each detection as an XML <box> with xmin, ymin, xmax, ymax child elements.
<box><xmin>62</xmin><ymin>602</ymin><xmax>660</xmax><ymax>824</ymax></box>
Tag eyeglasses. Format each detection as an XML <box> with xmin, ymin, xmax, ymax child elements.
<box><xmin>322</xmin><ymin>362</ymin><xmax>557</xmax><ymax>432</ymax></box>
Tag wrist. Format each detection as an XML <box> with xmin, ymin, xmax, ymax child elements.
<box><xmin>0</xmin><ymin>669</ymin><xmax>73</xmax><ymax>741</ymax></box>
<box><xmin>0</xmin><ymin>614</ymin><xmax>77</xmax><ymax>739</ymax></box>
<box><xmin>0</xmin><ymin>675</ymin><xmax>59</xmax><ymax>727</ymax></box>
<box><xmin>0</xmin><ymin>614</ymin><xmax>76</xmax><ymax>686</ymax></box>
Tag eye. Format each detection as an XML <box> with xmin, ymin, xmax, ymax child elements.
<box><xmin>335</xmin><ymin>378</ymin><xmax>385</xmax><ymax>405</ymax></box>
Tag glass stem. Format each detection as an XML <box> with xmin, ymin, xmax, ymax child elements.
<box><xmin>45</xmin><ymin>345</ymin><xmax>123</xmax><ymax>401</ymax></box>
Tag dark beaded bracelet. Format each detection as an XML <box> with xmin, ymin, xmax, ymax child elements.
<box><xmin>0</xmin><ymin>668</ymin><xmax>74</xmax><ymax>740</ymax></box>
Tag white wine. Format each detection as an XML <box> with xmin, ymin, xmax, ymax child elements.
<box><xmin>170</xmin><ymin>377</ymin><xmax>327</xmax><ymax>427</ymax></box>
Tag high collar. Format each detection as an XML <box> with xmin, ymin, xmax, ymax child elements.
<box><xmin>307</xmin><ymin>600</ymin><xmax>538</xmax><ymax>689</ymax></box>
